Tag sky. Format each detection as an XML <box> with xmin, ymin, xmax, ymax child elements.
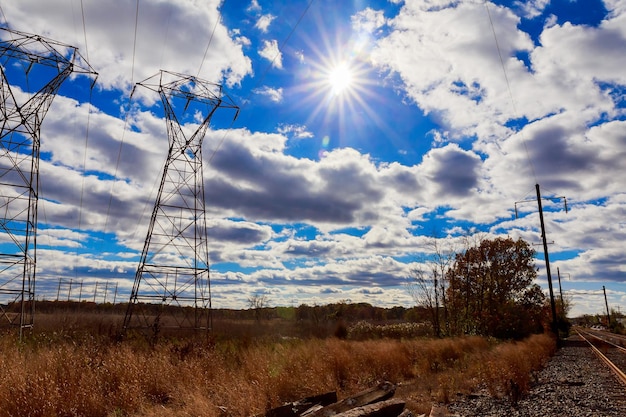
<box><xmin>1</xmin><ymin>0</ymin><xmax>625</xmax><ymax>318</ymax></box>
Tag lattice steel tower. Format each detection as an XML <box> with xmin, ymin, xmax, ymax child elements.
<box><xmin>123</xmin><ymin>71</ymin><xmax>238</xmax><ymax>335</ymax></box>
<box><xmin>0</xmin><ymin>28</ymin><xmax>96</xmax><ymax>336</ymax></box>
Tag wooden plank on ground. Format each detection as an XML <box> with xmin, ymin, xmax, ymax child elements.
<box><xmin>303</xmin><ymin>382</ymin><xmax>396</xmax><ymax>417</ymax></box>
<box><xmin>265</xmin><ymin>391</ymin><xmax>338</xmax><ymax>417</ymax></box>
<box><xmin>333</xmin><ymin>399</ymin><xmax>405</xmax><ymax>417</ymax></box>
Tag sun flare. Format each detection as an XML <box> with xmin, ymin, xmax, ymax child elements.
<box><xmin>328</xmin><ymin>62</ymin><xmax>353</xmax><ymax>95</ymax></box>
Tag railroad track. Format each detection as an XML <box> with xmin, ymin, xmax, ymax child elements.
<box><xmin>446</xmin><ymin>330</ymin><xmax>626</xmax><ymax>415</ymax></box>
<box><xmin>575</xmin><ymin>327</ymin><xmax>626</xmax><ymax>387</ymax></box>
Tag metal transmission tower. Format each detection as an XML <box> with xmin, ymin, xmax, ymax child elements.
<box><xmin>123</xmin><ymin>71</ymin><xmax>238</xmax><ymax>336</ymax></box>
<box><xmin>0</xmin><ymin>28</ymin><xmax>96</xmax><ymax>336</ymax></box>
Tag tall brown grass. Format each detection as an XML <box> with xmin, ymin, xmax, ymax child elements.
<box><xmin>0</xmin><ymin>324</ymin><xmax>556</xmax><ymax>417</ymax></box>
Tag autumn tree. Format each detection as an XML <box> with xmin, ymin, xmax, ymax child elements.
<box><xmin>446</xmin><ymin>236</ymin><xmax>545</xmax><ymax>339</ymax></box>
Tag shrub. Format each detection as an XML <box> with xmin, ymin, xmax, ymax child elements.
<box><xmin>347</xmin><ymin>321</ymin><xmax>431</xmax><ymax>340</ymax></box>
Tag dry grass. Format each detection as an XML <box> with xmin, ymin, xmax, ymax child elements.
<box><xmin>0</xmin><ymin>312</ymin><xmax>556</xmax><ymax>417</ymax></box>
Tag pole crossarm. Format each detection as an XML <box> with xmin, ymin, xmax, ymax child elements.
<box><xmin>514</xmin><ymin>195</ymin><xmax>567</xmax><ymax>219</ymax></box>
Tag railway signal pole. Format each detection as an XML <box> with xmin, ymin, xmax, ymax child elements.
<box><xmin>123</xmin><ymin>71</ymin><xmax>238</xmax><ymax>337</ymax></box>
<box><xmin>0</xmin><ymin>28</ymin><xmax>96</xmax><ymax>338</ymax></box>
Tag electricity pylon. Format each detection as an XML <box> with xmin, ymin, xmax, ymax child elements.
<box><xmin>0</xmin><ymin>28</ymin><xmax>96</xmax><ymax>338</ymax></box>
<box><xmin>123</xmin><ymin>70</ymin><xmax>238</xmax><ymax>337</ymax></box>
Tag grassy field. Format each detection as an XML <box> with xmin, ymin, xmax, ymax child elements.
<box><xmin>0</xmin><ymin>307</ymin><xmax>557</xmax><ymax>417</ymax></box>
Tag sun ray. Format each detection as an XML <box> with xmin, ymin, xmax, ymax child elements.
<box><xmin>286</xmin><ymin>18</ymin><xmax>397</xmax><ymax>158</ymax></box>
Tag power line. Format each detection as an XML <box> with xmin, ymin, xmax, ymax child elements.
<box><xmin>206</xmin><ymin>0</ymin><xmax>317</xmax><ymax>164</ymax></box>
<box><xmin>0</xmin><ymin>4</ymin><xmax>9</xmax><ymax>29</ymax></box>
<box><xmin>565</xmin><ymin>291</ymin><xmax>606</xmax><ymax>296</ymax></box>
<box><xmin>484</xmin><ymin>1</ymin><xmax>537</xmax><ymax>183</ymax></box>
<box><xmin>77</xmin><ymin>0</ymin><xmax>94</xmax><ymax>233</ymax></box>
<box><xmin>103</xmin><ymin>0</ymin><xmax>141</xmax><ymax>234</ymax></box>
<box><xmin>80</xmin><ymin>0</ymin><xmax>91</xmax><ymax>64</ymax></box>
<box><xmin>196</xmin><ymin>0</ymin><xmax>224</xmax><ymax>78</ymax></box>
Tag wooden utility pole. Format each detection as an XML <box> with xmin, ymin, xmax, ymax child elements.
<box><xmin>603</xmin><ymin>286</ymin><xmax>611</xmax><ymax>327</ymax></box>
<box><xmin>536</xmin><ymin>184</ymin><xmax>557</xmax><ymax>333</ymax></box>
<box><xmin>557</xmin><ymin>267</ymin><xmax>565</xmax><ymax>314</ymax></box>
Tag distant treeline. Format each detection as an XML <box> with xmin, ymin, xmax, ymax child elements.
<box><xmin>31</xmin><ymin>300</ymin><xmax>429</xmax><ymax>323</ymax></box>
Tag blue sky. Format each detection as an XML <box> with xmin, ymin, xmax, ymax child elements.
<box><xmin>1</xmin><ymin>0</ymin><xmax>625</xmax><ymax>317</ymax></box>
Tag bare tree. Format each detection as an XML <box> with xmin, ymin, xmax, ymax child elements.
<box><xmin>248</xmin><ymin>294</ymin><xmax>270</xmax><ymax>321</ymax></box>
<box><xmin>407</xmin><ymin>236</ymin><xmax>458</xmax><ymax>337</ymax></box>
<box><xmin>407</xmin><ymin>264</ymin><xmax>440</xmax><ymax>336</ymax></box>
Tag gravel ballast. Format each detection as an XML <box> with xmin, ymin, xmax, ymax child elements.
<box><xmin>441</xmin><ymin>335</ymin><xmax>626</xmax><ymax>416</ymax></box>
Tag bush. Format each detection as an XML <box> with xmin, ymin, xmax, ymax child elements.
<box><xmin>347</xmin><ymin>321</ymin><xmax>431</xmax><ymax>340</ymax></box>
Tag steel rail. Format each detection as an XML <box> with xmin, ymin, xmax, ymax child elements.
<box><xmin>576</xmin><ymin>329</ymin><xmax>626</xmax><ymax>387</ymax></box>
<box><xmin>578</xmin><ymin>329</ymin><xmax>626</xmax><ymax>354</ymax></box>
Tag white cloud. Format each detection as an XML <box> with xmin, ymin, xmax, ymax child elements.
<box><xmin>351</xmin><ymin>7</ymin><xmax>386</xmax><ymax>33</ymax></box>
<box><xmin>513</xmin><ymin>0</ymin><xmax>550</xmax><ymax>19</ymax></box>
<box><xmin>247</xmin><ymin>0</ymin><xmax>261</xmax><ymax>13</ymax></box>
<box><xmin>4</xmin><ymin>0</ymin><xmax>626</xmax><ymax>315</ymax></box>
<box><xmin>1</xmin><ymin>0</ymin><xmax>253</xmax><ymax>90</ymax></box>
<box><xmin>371</xmin><ymin>1</ymin><xmax>626</xmax><ymax>145</ymax></box>
<box><xmin>604</xmin><ymin>0</ymin><xmax>626</xmax><ymax>16</ymax></box>
<box><xmin>255</xmin><ymin>14</ymin><xmax>276</xmax><ymax>33</ymax></box>
<box><xmin>277</xmin><ymin>124</ymin><xmax>314</xmax><ymax>139</ymax></box>
<box><xmin>258</xmin><ymin>39</ymin><xmax>283</xmax><ymax>68</ymax></box>
<box><xmin>370</xmin><ymin>0</ymin><xmax>626</xmax><ymax>216</ymax></box>
<box><xmin>253</xmin><ymin>86</ymin><xmax>284</xmax><ymax>102</ymax></box>
<box><xmin>294</xmin><ymin>50</ymin><xmax>305</xmax><ymax>63</ymax></box>
<box><xmin>371</xmin><ymin>2</ymin><xmax>534</xmax><ymax>141</ymax></box>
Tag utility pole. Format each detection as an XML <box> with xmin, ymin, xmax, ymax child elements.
<box><xmin>112</xmin><ymin>283</ymin><xmax>118</xmax><ymax>305</ymax></box>
<box><xmin>515</xmin><ymin>185</ymin><xmax>567</xmax><ymax>335</ymax></box>
<box><xmin>56</xmin><ymin>278</ymin><xmax>62</xmax><ymax>302</ymax></box>
<box><xmin>603</xmin><ymin>286</ymin><xmax>611</xmax><ymax>327</ymax></box>
<box><xmin>67</xmin><ymin>279</ymin><xmax>73</xmax><ymax>301</ymax></box>
<box><xmin>557</xmin><ymin>267</ymin><xmax>565</xmax><ymax>314</ymax></box>
<box><xmin>535</xmin><ymin>184</ymin><xmax>558</xmax><ymax>333</ymax></box>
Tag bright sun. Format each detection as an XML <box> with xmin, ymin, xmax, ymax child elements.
<box><xmin>328</xmin><ymin>62</ymin><xmax>353</xmax><ymax>95</ymax></box>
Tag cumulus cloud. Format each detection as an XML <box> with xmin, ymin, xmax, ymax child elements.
<box><xmin>419</xmin><ymin>144</ymin><xmax>481</xmax><ymax>198</ymax></box>
<box><xmin>258</xmin><ymin>39</ymin><xmax>283</xmax><ymax>68</ymax></box>
<box><xmin>277</xmin><ymin>124</ymin><xmax>314</xmax><ymax>138</ymax></box>
<box><xmin>253</xmin><ymin>86</ymin><xmax>284</xmax><ymax>102</ymax></box>
<box><xmin>207</xmin><ymin>219</ymin><xmax>273</xmax><ymax>245</ymax></box>
<box><xmin>255</xmin><ymin>14</ymin><xmax>276</xmax><ymax>33</ymax></box>
<box><xmin>247</xmin><ymin>0</ymin><xmax>261</xmax><ymax>13</ymax></box>
<box><xmin>513</xmin><ymin>0</ymin><xmax>550</xmax><ymax>19</ymax></box>
<box><xmin>4</xmin><ymin>0</ymin><xmax>626</xmax><ymax>314</ymax></box>
<box><xmin>352</xmin><ymin>7</ymin><xmax>386</xmax><ymax>33</ymax></box>
<box><xmin>371</xmin><ymin>2</ymin><xmax>535</xmax><ymax>141</ymax></box>
<box><xmin>1</xmin><ymin>0</ymin><xmax>253</xmax><ymax>90</ymax></box>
